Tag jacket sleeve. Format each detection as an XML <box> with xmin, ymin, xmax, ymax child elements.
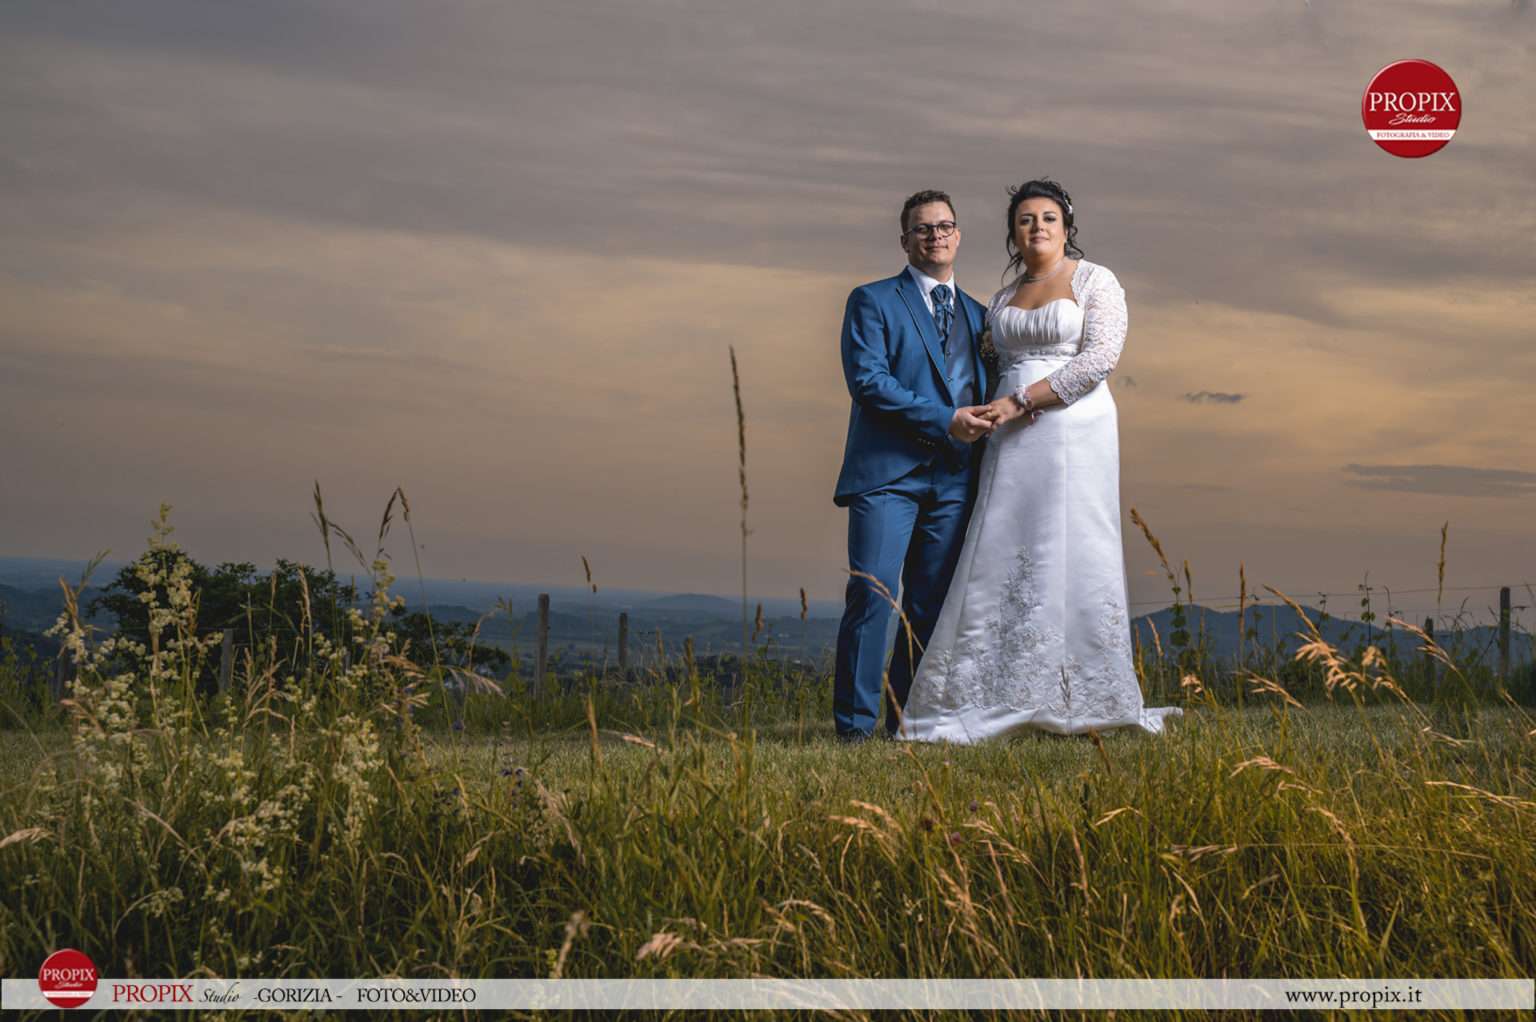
<box><xmin>1044</xmin><ymin>265</ymin><xmax>1127</xmax><ymax>405</ymax></box>
<box><xmin>841</xmin><ymin>286</ymin><xmax>955</xmax><ymax>442</ymax></box>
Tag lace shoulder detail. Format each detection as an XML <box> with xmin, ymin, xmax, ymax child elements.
<box><xmin>985</xmin><ymin>280</ymin><xmax>1022</xmax><ymax>328</ymax></box>
<box><xmin>1044</xmin><ymin>260</ymin><xmax>1127</xmax><ymax>405</ymax></box>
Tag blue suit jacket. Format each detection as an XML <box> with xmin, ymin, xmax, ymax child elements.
<box><xmin>833</xmin><ymin>269</ymin><xmax>992</xmax><ymax>506</ymax></box>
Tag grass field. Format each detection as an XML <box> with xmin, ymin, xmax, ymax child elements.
<box><xmin>3</xmin><ymin>694</ymin><xmax>1533</xmax><ymax>1015</ymax></box>
<box><xmin>2</xmin><ymin>518</ymin><xmax>1533</xmax><ymax>1019</ymax></box>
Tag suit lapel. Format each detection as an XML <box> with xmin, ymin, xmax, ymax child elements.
<box><xmin>957</xmin><ymin>287</ymin><xmax>984</xmax><ymax>339</ymax></box>
<box><xmin>957</xmin><ymin>287</ymin><xmax>987</xmax><ymax>397</ymax></box>
<box><xmin>895</xmin><ymin>270</ymin><xmax>954</xmax><ymax>404</ymax></box>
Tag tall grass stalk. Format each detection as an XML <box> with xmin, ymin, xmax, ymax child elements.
<box><xmin>730</xmin><ymin>345</ymin><xmax>749</xmax><ymax>670</ymax></box>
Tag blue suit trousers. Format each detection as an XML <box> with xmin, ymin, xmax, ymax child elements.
<box><xmin>833</xmin><ymin>456</ymin><xmax>975</xmax><ymax>737</ymax></box>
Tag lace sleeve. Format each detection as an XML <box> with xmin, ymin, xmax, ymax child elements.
<box><xmin>1044</xmin><ymin>264</ymin><xmax>1127</xmax><ymax>405</ymax></box>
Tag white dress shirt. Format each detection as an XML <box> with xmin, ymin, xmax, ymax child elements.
<box><xmin>905</xmin><ymin>264</ymin><xmax>956</xmax><ymax>316</ymax></box>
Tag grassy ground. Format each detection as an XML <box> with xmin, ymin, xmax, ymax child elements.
<box><xmin>2</xmin><ymin>520</ymin><xmax>1533</xmax><ymax>1019</ymax></box>
<box><xmin>3</xmin><ymin>699</ymin><xmax>1533</xmax><ymax>1019</ymax></box>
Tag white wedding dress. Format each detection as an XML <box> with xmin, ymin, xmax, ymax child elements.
<box><xmin>898</xmin><ymin>261</ymin><xmax>1182</xmax><ymax>742</ymax></box>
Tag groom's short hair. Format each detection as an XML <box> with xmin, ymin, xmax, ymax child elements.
<box><xmin>900</xmin><ymin>189</ymin><xmax>956</xmax><ymax>233</ymax></box>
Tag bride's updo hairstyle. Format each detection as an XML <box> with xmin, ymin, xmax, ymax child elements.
<box><xmin>1003</xmin><ymin>178</ymin><xmax>1084</xmax><ymax>281</ymax></box>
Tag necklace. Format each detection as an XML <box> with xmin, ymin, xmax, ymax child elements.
<box><xmin>1020</xmin><ymin>257</ymin><xmax>1069</xmax><ymax>284</ymax></box>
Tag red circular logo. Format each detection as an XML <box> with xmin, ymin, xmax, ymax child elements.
<box><xmin>38</xmin><ymin>949</ymin><xmax>98</xmax><ymax>1009</ymax></box>
<box><xmin>1362</xmin><ymin>59</ymin><xmax>1461</xmax><ymax>157</ymax></box>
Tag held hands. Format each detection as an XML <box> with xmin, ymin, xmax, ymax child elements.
<box><xmin>951</xmin><ymin>393</ymin><xmax>1043</xmax><ymax>443</ymax></box>
<box><xmin>948</xmin><ymin>406</ymin><xmax>995</xmax><ymax>443</ymax></box>
<box><xmin>978</xmin><ymin>395</ymin><xmax>1040</xmax><ymax>428</ymax></box>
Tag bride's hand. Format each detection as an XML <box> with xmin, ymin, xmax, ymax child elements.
<box><xmin>980</xmin><ymin>396</ymin><xmax>1026</xmax><ymax>426</ymax></box>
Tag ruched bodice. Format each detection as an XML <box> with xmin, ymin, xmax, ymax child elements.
<box><xmin>992</xmin><ymin>299</ymin><xmax>1084</xmax><ymax>363</ymax></box>
<box><xmin>984</xmin><ymin>261</ymin><xmax>1128</xmax><ymax>406</ymax></box>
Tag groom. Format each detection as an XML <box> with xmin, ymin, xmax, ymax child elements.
<box><xmin>833</xmin><ymin>189</ymin><xmax>993</xmax><ymax>741</ymax></box>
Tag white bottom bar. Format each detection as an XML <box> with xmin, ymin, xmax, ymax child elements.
<box><xmin>3</xmin><ymin>978</ymin><xmax>1532</xmax><ymax>1011</ymax></box>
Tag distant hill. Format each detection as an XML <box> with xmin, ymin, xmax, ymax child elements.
<box><xmin>0</xmin><ymin>557</ymin><xmax>844</xmax><ymax>620</ymax></box>
<box><xmin>0</xmin><ymin>583</ymin><xmax>112</xmax><ymax>633</ymax></box>
<box><xmin>1133</xmin><ymin>603</ymin><xmax>1532</xmax><ymax>668</ymax></box>
<box><xmin>640</xmin><ymin>594</ymin><xmax>740</xmax><ymax>616</ymax></box>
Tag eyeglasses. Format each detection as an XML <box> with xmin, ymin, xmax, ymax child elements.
<box><xmin>904</xmin><ymin>220</ymin><xmax>957</xmax><ymax>239</ymax></box>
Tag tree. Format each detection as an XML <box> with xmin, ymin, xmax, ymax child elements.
<box><xmin>387</xmin><ymin>609</ymin><xmax>511</xmax><ymax>675</ymax></box>
<box><xmin>91</xmin><ymin>554</ymin><xmax>361</xmax><ymax>691</ymax></box>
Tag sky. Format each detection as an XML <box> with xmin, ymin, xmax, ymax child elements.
<box><xmin>2</xmin><ymin>0</ymin><xmax>1532</xmax><ymax>624</ymax></box>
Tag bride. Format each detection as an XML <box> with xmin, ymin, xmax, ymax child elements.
<box><xmin>897</xmin><ymin>179</ymin><xmax>1182</xmax><ymax>742</ymax></box>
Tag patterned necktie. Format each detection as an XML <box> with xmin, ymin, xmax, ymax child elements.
<box><xmin>930</xmin><ymin>283</ymin><xmax>954</xmax><ymax>351</ymax></box>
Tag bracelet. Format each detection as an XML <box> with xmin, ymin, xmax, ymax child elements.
<box><xmin>1011</xmin><ymin>391</ymin><xmax>1040</xmax><ymax>422</ymax></box>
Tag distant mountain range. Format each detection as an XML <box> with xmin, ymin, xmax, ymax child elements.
<box><xmin>0</xmin><ymin>555</ymin><xmax>838</xmax><ymax>618</ymax></box>
<box><xmin>0</xmin><ymin>582</ymin><xmax>112</xmax><ymax>633</ymax></box>
<box><xmin>1133</xmin><ymin>603</ymin><xmax>1531</xmax><ymax>669</ymax></box>
<box><xmin>2</xmin><ymin>556</ymin><xmax>1528</xmax><ymax>669</ymax></box>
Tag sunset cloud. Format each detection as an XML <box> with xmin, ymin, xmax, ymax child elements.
<box><xmin>1342</xmin><ymin>464</ymin><xmax>1536</xmax><ymax>499</ymax></box>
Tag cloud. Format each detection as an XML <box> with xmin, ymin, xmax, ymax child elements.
<box><xmin>3</xmin><ymin>0</ymin><xmax>1533</xmax><ymax>316</ymax></box>
<box><xmin>2</xmin><ymin>0</ymin><xmax>1534</xmax><ymax>606</ymax></box>
<box><xmin>1342</xmin><ymin>464</ymin><xmax>1536</xmax><ymax>498</ymax></box>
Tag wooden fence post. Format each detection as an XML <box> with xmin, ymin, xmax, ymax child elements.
<box><xmin>617</xmin><ymin>612</ymin><xmax>629</xmax><ymax>680</ymax></box>
<box><xmin>1498</xmin><ymin>586</ymin><xmax>1511</xmax><ymax>682</ymax></box>
<box><xmin>219</xmin><ymin>628</ymin><xmax>235</xmax><ymax>694</ymax></box>
<box><xmin>535</xmin><ymin>593</ymin><xmax>550</xmax><ymax>697</ymax></box>
<box><xmin>51</xmin><ymin>650</ymin><xmax>72</xmax><ymax>703</ymax></box>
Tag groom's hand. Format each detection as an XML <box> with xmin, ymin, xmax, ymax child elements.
<box><xmin>948</xmin><ymin>406</ymin><xmax>994</xmax><ymax>443</ymax></box>
<box><xmin>978</xmin><ymin>396</ymin><xmax>1025</xmax><ymax>426</ymax></box>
